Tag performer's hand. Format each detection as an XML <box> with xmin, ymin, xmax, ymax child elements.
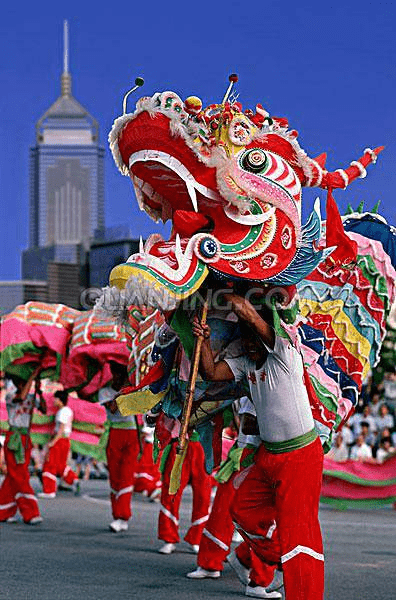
<box><xmin>192</xmin><ymin>316</ymin><xmax>211</xmax><ymax>339</ymax></box>
<box><xmin>109</xmin><ymin>400</ymin><xmax>118</xmax><ymax>414</ymax></box>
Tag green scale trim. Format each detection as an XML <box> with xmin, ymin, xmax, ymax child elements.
<box><xmin>220</xmin><ymin>199</ymin><xmax>264</xmax><ymax>254</ymax></box>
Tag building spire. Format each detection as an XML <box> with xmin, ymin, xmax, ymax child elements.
<box><xmin>61</xmin><ymin>20</ymin><xmax>72</xmax><ymax>97</ymax></box>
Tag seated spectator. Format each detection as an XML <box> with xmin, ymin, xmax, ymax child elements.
<box><xmin>375</xmin><ymin>404</ymin><xmax>394</xmax><ymax>432</ymax></box>
<box><xmin>383</xmin><ymin>368</ymin><xmax>396</xmax><ymax>414</ymax></box>
<box><xmin>340</xmin><ymin>423</ymin><xmax>354</xmax><ymax>447</ymax></box>
<box><xmin>327</xmin><ymin>433</ymin><xmax>349</xmax><ymax>462</ymax></box>
<box><xmin>376</xmin><ymin>436</ymin><xmax>396</xmax><ymax>464</ymax></box>
<box><xmin>350</xmin><ymin>405</ymin><xmax>377</xmax><ymax>438</ymax></box>
<box><xmin>360</xmin><ymin>422</ymin><xmax>377</xmax><ymax>449</ymax></box>
<box><xmin>368</xmin><ymin>388</ymin><xmax>385</xmax><ymax>418</ymax></box>
<box><xmin>350</xmin><ymin>434</ymin><xmax>374</xmax><ymax>462</ymax></box>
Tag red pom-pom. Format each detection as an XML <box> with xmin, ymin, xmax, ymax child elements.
<box><xmin>229</xmin><ymin>73</ymin><xmax>238</xmax><ymax>83</ymax></box>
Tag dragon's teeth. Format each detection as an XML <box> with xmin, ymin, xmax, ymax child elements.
<box><xmin>186</xmin><ymin>182</ymin><xmax>198</xmax><ymax>212</ymax></box>
<box><xmin>139</xmin><ymin>236</ymin><xmax>144</xmax><ymax>254</ymax></box>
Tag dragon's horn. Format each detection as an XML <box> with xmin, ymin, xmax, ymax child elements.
<box><xmin>313</xmin><ymin>152</ymin><xmax>327</xmax><ymax>169</ymax></box>
<box><xmin>320</xmin><ymin>146</ymin><xmax>383</xmax><ymax>190</ymax></box>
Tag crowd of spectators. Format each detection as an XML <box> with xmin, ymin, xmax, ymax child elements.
<box><xmin>327</xmin><ymin>368</ymin><xmax>396</xmax><ymax>463</ymax></box>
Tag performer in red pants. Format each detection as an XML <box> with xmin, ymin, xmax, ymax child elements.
<box><xmin>39</xmin><ymin>390</ymin><xmax>78</xmax><ymax>498</ymax></box>
<box><xmin>0</xmin><ymin>376</ymin><xmax>46</xmax><ymax>524</ymax></box>
<box><xmin>193</xmin><ymin>293</ymin><xmax>325</xmax><ymax>600</ymax></box>
<box><xmin>99</xmin><ymin>361</ymin><xmax>140</xmax><ymax>533</ymax></box>
<box><xmin>157</xmin><ymin>434</ymin><xmax>213</xmax><ymax>554</ymax></box>
<box><xmin>186</xmin><ymin>398</ymin><xmax>282</xmax><ymax>596</ymax></box>
<box><xmin>133</xmin><ymin>419</ymin><xmax>162</xmax><ymax>500</ymax></box>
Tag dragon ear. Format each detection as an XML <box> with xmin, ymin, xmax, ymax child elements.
<box><xmin>324</xmin><ymin>191</ymin><xmax>358</xmax><ymax>270</ymax></box>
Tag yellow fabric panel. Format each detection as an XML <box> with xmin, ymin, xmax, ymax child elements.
<box><xmin>116</xmin><ymin>389</ymin><xmax>167</xmax><ymax>416</ymax></box>
<box><xmin>300</xmin><ymin>298</ymin><xmax>371</xmax><ymax>378</ymax></box>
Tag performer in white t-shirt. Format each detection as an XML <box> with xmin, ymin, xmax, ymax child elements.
<box><xmin>193</xmin><ymin>293</ymin><xmax>324</xmax><ymax>600</ymax></box>
<box><xmin>39</xmin><ymin>391</ymin><xmax>79</xmax><ymax>498</ymax></box>
<box><xmin>187</xmin><ymin>397</ymin><xmax>282</xmax><ymax>596</ymax></box>
<box><xmin>0</xmin><ymin>376</ymin><xmax>46</xmax><ymax>524</ymax></box>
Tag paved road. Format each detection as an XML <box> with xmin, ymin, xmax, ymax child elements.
<box><xmin>1</xmin><ymin>478</ymin><xmax>396</xmax><ymax>600</ymax></box>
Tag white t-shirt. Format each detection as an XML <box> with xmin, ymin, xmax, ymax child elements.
<box><xmin>225</xmin><ymin>336</ymin><xmax>314</xmax><ymax>444</ymax></box>
<box><xmin>98</xmin><ymin>386</ymin><xmax>136</xmax><ymax>428</ymax></box>
<box><xmin>55</xmin><ymin>405</ymin><xmax>73</xmax><ymax>437</ymax></box>
<box><xmin>5</xmin><ymin>381</ymin><xmax>38</xmax><ymax>429</ymax></box>
<box><xmin>237</xmin><ymin>397</ymin><xmax>261</xmax><ymax>448</ymax></box>
<box><xmin>350</xmin><ymin>442</ymin><xmax>372</xmax><ymax>461</ymax></box>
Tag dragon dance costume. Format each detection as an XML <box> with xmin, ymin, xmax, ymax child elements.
<box><xmin>101</xmin><ymin>75</ymin><xmax>396</xmax><ymax>599</ymax></box>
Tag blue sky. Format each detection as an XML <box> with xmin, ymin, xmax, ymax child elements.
<box><xmin>0</xmin><ymin>0</ymin><xmax>395</xmax><ymax>279</ymax></box>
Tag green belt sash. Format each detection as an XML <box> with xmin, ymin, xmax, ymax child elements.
<box><xmin>262</xmin><ymin>428</ymin><xmax>318</xmax><ymax>454</ymax></box>
<box><xmin>8</xmin><ymin>427</ymin><xmax>29</xmax><ymax>464</ymax></box>
<box><xmin>98</xmin><ymin>420</ymin><xmax>136</xmax><ymax>453</ymax></box>
<box><xmin>109</xmin><ymin>421</ymin><xmax>137</xmax><ymax>430</ymax></box>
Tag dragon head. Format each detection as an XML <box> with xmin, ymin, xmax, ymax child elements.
<box><xmin>107</xmin><ymin>79</ymin><xmax>382</xmax><ymax>311</ymax></box>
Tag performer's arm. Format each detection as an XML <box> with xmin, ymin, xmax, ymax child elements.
<box><xmin>48</xmin><ymin>424</ymin><xmax>65</xmax><ymax>448</ymax></box>
<box><xmin>227</xmin><ymin>293</ymin><xmax>275</xmax><ymax>349</ymax></box>
<box><xmin>192</xmin><ymin>317</ymin><xmax>234</xmax><ymax>382</ymax></box>
<box><xmin>36</xmin><ymin>390</ymin><xmax>47</xmax><ymax>415</ymax></box>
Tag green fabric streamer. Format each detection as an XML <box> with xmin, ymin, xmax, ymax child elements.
<box><xmin>8</xmin><ymin>428</ymin><xmax>28</xmax><ymax>464</ymax></box>
<box><xmin>215</xmin><ymin>445</ymin><xmax>243</xmax><ymax>483</ymax></box>
<box><xmin>215</xmin><ymin>444</ymin><xmax>257</xmax><ymax>483</ymax></box>
<box><xmin>170</xmin><ymin>306</ymin><xmax>194</xmax><ymax>360</ymax></box>
<box><xmin>159</xmin><ymin>443</ymin><xmax>173</xmax><ymax>475</ymax></box>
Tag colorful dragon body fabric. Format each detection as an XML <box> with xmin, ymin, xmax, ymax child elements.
<box><xmin>0</xmin><ymin>302</ymin><xmax>80</xmax><ymax>381</ymax></box>
<box><xmin>104</xmin><ymin>82</ymin><xmax>395</xmax><ymax>447</ymax></box>
<box><xmin>60</xmin><ymin>309</ymin><xmax>130</xmax><ymax>399</ymax></box>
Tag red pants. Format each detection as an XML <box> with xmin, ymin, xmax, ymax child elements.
<box><xmin>231</xmin><ymin>438</ymin><xmax>324</xmax><ymax>599</ymax></box>
<box><xmin>106</xmin><ymin>427</ymin><xmax>140</xmax><ymax>521</ymax></box>
<box><xmin>197</xmin><ymin>448</ymin><xmax>275</xmax><ymax>586</ymax></box>
<box><xmin>0</xmin><ymin>432</ymin><xmax>40</xmax><ymax>523</ymax></box>
<box><xmin>158</xmin><ymin>440</ymin><xmax>212</xmax><ymax>545</ymax></box>
<box><xmin>134</xmin><ymin>440</ymin><xmax>162</xmax><ymax>496</ymax></box>
<box><xmin>42</xmin><ymin>438</ymin><xmax>78</xmax><ymax>494</ymax></box>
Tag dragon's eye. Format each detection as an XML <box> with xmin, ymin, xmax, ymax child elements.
<box><xmin>241</xmin><ymin>149</ymin><xmax>267</xmax><ymax>173</ymax></box>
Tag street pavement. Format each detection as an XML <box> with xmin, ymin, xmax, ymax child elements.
<box><xmin>1</xmin><ymin>478</ymin><xmax>396</xmax><ymax>600</ymax></box>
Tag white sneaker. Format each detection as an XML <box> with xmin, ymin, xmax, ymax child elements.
<box><xmin>266</xmin><ymin>570</ymin><xmax>284</xmax><ymax>593</ymax></box>
<box><xmin>232</xmin><ymin>530</ymin><xmax>244</xmax><ymax>543</ymax></box>
<box><xmin>245</xmin><ymin>584</ymin><xmax>282</xmax><ymax>598</ymax></box>
<box><xmin>38</xmin><ymin>492</ymin><xmax>56</xmax><ymax>499</ymax></box>
<box><xmin>109</xmin><ymin>519</ymin><xmax>128</xmax><ymax>532</ymax></box>
<box><xmin>186</xmin><ymin>567</ymin><xmax>221</xmax><ymax>579</ymax></box>
<box><xmin>158</xmin><ymin>542</ymin><xmax>177</xmax><ymax>554</ymax></box>
<box><xmin>189</xmin><ymin>544</ymin><xmax>200</xmax><ymax>554</ymax></box>
<box><xmin>227</xmin><ymin>550</ymin><xmax>250</xmax><ymax>585</ymax></box>
<box><xmin>26</xmin><ymin>516</ymin><xmax>43</xmax><ymax>525</ymax></box>
<box><xmin>149</xmin><ymin>488</ymin><xmax>161</xmax><ymax>502</ymax></box>
<box><xmin>6</xmin><ymin>516</ymin><xmax>19</xmax><ymax>523</ymax></box>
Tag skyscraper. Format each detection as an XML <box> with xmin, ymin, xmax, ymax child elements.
<box><xmin>27</xmin><ymin>21</ymin><xmax>104</xmax><ymax>251</ymax></box>
<box><xmin>21</xmin><ymin>21</ymin><xmax>105</xmax><ymax>307</ymax></box>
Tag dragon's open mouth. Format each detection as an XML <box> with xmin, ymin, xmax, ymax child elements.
<box><xmin>130</xmin><ymin>150</ymin><xmax>221</xmax><ymax>219</ymax></box>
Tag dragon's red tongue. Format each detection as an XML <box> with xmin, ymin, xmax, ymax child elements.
<box><xmin>172</xmin><ymin>210</ymin><xmax>211</xmax><ymax>237</ymax></box>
